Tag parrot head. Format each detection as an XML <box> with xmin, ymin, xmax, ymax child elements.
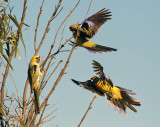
<box><xmin>69</xmin><ymin>24</ymin><xmax>78</xmax><ymax>31</ymax></box>
<box><xmin>91</xmin><ymin>76</ymin><xmax>98</xmax><ymax>83</ymax></box>
<box><xmin>31</xmin><ymin>55</ymin><xmax>41</xmax><ymax>63</ymax></box>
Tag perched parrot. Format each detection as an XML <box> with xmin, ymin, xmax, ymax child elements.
<box><xmin>28</xmin><ymin>55</ymin><xmax>42</xmax><ymax>114</ymax></box>
<box><xmin>71</xmin><ymin>60</ymin><xmax>141</xmax><ymax>115</ymax></box>
<box><xmin>69</xmin><ymin>8</ymin><xmax>117</xmax><ymax>53</ymax></box>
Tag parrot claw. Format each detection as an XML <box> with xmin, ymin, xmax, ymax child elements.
<box><xmin>69</xmin><ymin>40</ymin><xmax>74</xmax><ymax>44</ymax></box>
<box><xmin>69</xmin><ymin>40</ymin><xmax>77</xmax><ymax>48</ymax></box>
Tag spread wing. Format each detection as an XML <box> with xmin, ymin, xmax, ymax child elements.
<box><xmin>81</xmin><ymin>8</ymin><xmax>112</xmax><ymax>38</ymax></box>
<box><xmin>92</xmin><ymin>60</ymin><xmax>113</xmax><ymax>87</ymax></box>
<box><xmin>28</xmin><ymin>65</ymin><xmax>39</xmax><ymax>88</ymax></box>
<box><xmin>71</xmin><ymin>79</ymin><xmax>105</xmax><ymax>96</ymax></box>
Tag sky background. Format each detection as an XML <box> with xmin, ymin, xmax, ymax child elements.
<box><xmin>3</xmin><ymin>0</ymin><xmax>160</xmax><ymax>126</ymax></box>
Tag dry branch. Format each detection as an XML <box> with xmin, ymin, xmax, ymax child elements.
<box><xmin>35</xmin><ymin>0</ymin><xmax>63</xmax><ymax>55</ymax></box>
<box><xmin>34</xmin><ymin>0</ymin><xmax>45</xmax><ymax>51</ymax></box>
<box><xmin>78</xmin><ymin>95</ymin><xmax>97</xmax><ymax>127</ymax></box>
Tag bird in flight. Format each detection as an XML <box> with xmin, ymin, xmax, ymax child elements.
<box><xmin>71</xmin><ymin>60</ymin><xmax>141</xmax><ymax>115</ymax></box>
<box><xmin>69</xmin><ymin>8</ymin><xmax>117</xmax><ymax>53</ymax></box>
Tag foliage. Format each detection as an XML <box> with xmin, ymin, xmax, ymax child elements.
<box><xmin>0</xmin><ymin>0</ymin><xmax>26</xmax><ymax>71</ymax></box>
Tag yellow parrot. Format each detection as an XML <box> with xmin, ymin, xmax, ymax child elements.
<box><xmin>71</xmin><ymin>60</ymin><xmax>141</xmax><ymax>115</ymax></box>
<box><xmin>69</xmin><ymin>8</ymin><xmax>117</xmax><ymax>53</ymax></box>
<box><xmin>28</xmin><ymin>55</ymin><xmax>42</xmax><ymax>114</ymax></box>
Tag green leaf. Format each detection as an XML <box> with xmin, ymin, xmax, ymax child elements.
<box><xmin>23</xmin><ymin>22</ymin><xmax>30</xmax><ymax>27</ymax></box>
<box><xmin>19</xmin><ymin>120</ymin><xmax>26</xmax><ymax>127</ymax></box>
<box><xmin>0</xmin><ymin>41</ymin><xmax>3</xmax><ymax>54</ymax></box>
<box><xmin>11</xmin><ymin>123</ymin><xmax>15</xmax><ymax>127</ymax></box>
<box><xmin>4</xmin><ymin>15</ymin><xmax>9</xmax><ymax>28</ymax></box>
<box><xmin>8</xmin><ymin>14</ymin><xmax>20</xmax><ymax>31</ymax></box>
<box><xmin>17</xmin><ymin>48</ymin><xmax>21</xmax><ymax>59</ymax></box>
<box><xmin>14</xmin><ymin>44</ymin><xmax>18</xmax><ymax>58</ymax></box>
<box><xmin>0</xmin><ymin>107</ymin><xmax>5</xmax><ymax>116</ymax></box>
<box><xmin>19</xmin><ymin>33</ymin><xmax>26</xmax><ymax>57</ymax></box>
<box><xmin>0</xmin><ymin>17</ymin><xmax>6</xmax><ymax>39</ymax></box>
<box><xmin>1</xmin><ymin>53</ymin><xmax>14</xmax><ymax>71</ymax></box>
<box><xmin>0</xmin><ymin>9</ymin><xmax>5</xmax><ymax>13</ymax></box>
<box><xmin>6</xmin><ymin>42</ymin><xmax>10</xmax><ymax>56</ymax></box>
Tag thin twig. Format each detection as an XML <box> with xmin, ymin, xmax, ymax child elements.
<box><xmin>35</xmin><ymin>0</ymin><xmax>63</xmax><ymax>55</ymax></box>
<box><xmin>79</xmin><ymin>0</ymin><xmax>92</xmax><ymax>25</ymax></box>
<box><xmin>53</xmin><ymin>36</ymin><xmax>73</xmax><ymax>56</ymax></box>
<box><xmin>22</xmin><ymin>78</ymin><xmax>29</xmax><ymax>120</ymax></box>
<box><xmin>34</xmin><ymin>0</ymin><xmax>45</xmax><ymax>51</ymax></box>
<box><xmin>58</xmin><ymin>17</ymin><xmax>69</xmax><ymax>50</ymax></box>
<box><xmin>42</xmin><ymin>60</ymin><xmax>63</xmax><ymax>89</ymax></box>
<box><xmin>84</xmin><ymin>0</ymin><xmax>92</xmax><ymax>22</ymax></box>
<box><xmin>40</xmin><ymin>57</ymin><xmax>54</xmax><ymax>91</ymax></box>
<box><xmin>1</xmin><ymin>47</ymin><xmax>14</xmax><ymax>111</ymax></box>
<box><xmin>20</xmin><ymin>0</ymin><xmax>27</xmax><ymax>29</ymax></box>
<box><xmin>78</xmin><ymin>95</ymin><xmax>97</xmax><ymax>127</ymax></box>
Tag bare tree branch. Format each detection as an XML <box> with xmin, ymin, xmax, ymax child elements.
<box><xmin>78</xmin><ymin>95</ymin><xmax>97</xmax><ymax>127</ymax></box>
<box><xmin>20</xmin><ymin>0</ymin><xmax>27</xmax><ymax>29</ymax></box>
<box><xmin>1</xmin><ymin>48</ymin><xmax>14</xmax><ymax>112</ymax></box>
<box><xmin>34</xmin><ymin>0</ymin><xmax>45</xmax><ymax>51</ymax></box>
<box><xmin>35</xmin><ymin>0</ymin><xmax>63</xmax><ymax>55</ymax></box>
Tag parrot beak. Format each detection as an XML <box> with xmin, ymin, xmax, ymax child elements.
<box><xmin>91</xmin><ymin>77</ymin><xmax>94</xmax><ymax>82</ymax></box>
<box><xmin>35</xmin><ymin>56</ymin><xmax>41</xmax><ymax>63</ymax></box>
<box><xmin>38</xmin><ymin>56</ymin><xmax>41</xmax><ymax>61</ymax></box>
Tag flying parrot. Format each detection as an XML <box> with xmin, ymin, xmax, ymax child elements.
<box><xmin>69</xmin><ymin>8</ymin><xmax>117</xmax><ymax>53</ymax></box>
<box><xmin>71</xmin><ymin>60</ymin><xmax>141</xmax><ymax>115</ymax></box>
<box><xmin>28</xmin><ymin>55</ymin><xmax>42</xmax><ymax>114</ymax></box>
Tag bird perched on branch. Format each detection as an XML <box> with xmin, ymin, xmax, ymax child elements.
<box><xmin>28</xmin><ymin>55</ymin><xmax>42</xmax><ymax>114</ymax></box>
<box><xmin>69</xmin><ymin>8</ymin><xmax>117</xmax><ymax>53</ymax></box>
<box><xmin>71</xmin><ymin>60</ymin><xmax>141</xmax><ymax>115</ymax></box>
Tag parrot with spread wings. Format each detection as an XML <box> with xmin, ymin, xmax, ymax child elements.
<box><xmin>28</xmin><ymin>55</ymin><xmax>42</xmax><ymax>114</ymax></box>
<box><xmin>69</xmin><ymin>8</ymin><xmax>117</xmax><ymax>53</ymax></box>
<box><xmin>71</xmin><ymin>60</ymin><xmax>141</xmax><ymax>115</ymax></box>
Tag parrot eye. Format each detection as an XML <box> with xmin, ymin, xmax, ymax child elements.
<box><xmin>36</xmin><ymin>56</ymin><xmax>40</xmax><ymax>59</ymax></box>
<box><xmin>91</xmin><ymin>77</ymin><xmax>96</xmax><ymax>82</ymax></box>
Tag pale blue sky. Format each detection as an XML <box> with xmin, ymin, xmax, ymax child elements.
<box><xmin>6</xmin><ymin>0</ymin><xmax>160</xmax><ymax>126</ymax></box>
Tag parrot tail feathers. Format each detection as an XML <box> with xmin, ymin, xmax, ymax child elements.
<box><xmin>107</xmin><ymin>87</ymin><xmax>141</xmax><ymax>115</ymax></box>
<box><xmin>107</xmin><ymin>98</ymin><xmax>128</xmax><ymax>116</ymax></box>
<box><xmin>84</xmin><ymin>44</ymin><xmax>117</xmax><ymax>53</ymax></box>
<box><xmin>34</xmin><ymin>88</ymin><xmax>40</xmax><ymax>114</ymax></box>
<box><xmin>118</xmin><ymin>86</ymin><xmax>141</xmax><ymax>107</ymax></box>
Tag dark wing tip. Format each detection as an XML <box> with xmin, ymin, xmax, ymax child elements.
<box><xmin>71</xmin><ymin>79</ymin><xmax>80</xmax><ymax>85</ymax></box>
<box><xmin>92</xmin><ymin>60</ymin><xmax>101</xmax><ymax>66</ymax></box>
<box><xmin>92</xmin><ymin>60</ymin><xmax>106</xmax><ymax>80</ymax></box>
<box><xmin>113</xmin><ymin>48</ymin><xmax>118</xmax><ymax>51</ymax></box>
<box><xmin>92</xmin><ymin>60</ymin><xmax>103</xmax><ymax>70</ymax></box>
